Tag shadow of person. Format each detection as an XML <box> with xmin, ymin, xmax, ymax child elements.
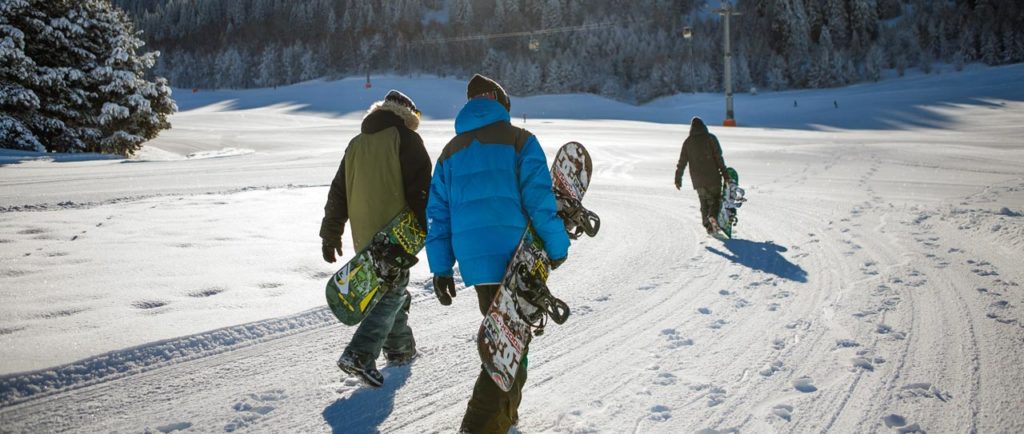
<box><xmin>706</xmin><ymin>239</ymin><xmax>808</xmax><ymax>283</ymax></box>
<box><xmin>321</xmin><ymin>364</ymin><xmax>413</xmax><ymax>434</ymax></box>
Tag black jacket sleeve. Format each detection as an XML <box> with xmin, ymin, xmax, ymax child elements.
<box><xmin>399</xmin><ymin>130</ymin><xmax>432</xmax><ymax>229</ymax></box>
<box><xmin>675</xmin><ymin>139</ymin><xmax>689</xmax><ymax>184</ymax></box>
<box><xmin>711</xmin><ymin>135</ymin><xmax>729</xmax><ymax>181</ymax></box>
<box><xmin>319</xmin><ymin>154</ymin><xmax>348</xmax><ymax>246</ymax></box>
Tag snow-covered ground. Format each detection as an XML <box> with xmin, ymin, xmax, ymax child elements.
<box><xmin>1</xmin><ymin>64</ymin><xmax>1023</xmax><ymax>433</ymax></box>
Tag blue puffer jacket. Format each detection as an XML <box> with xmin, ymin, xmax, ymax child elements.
<box><xmin>426</xmin><ymin>98</ymin><xmax>570</xmax><ymax>286</ymax></box>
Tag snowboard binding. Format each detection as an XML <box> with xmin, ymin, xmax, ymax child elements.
<box><xmin>368</xmin><ymin>232</ymin><xmax>419</xmax><ymax>285</ymax></box>
<box><xmin>511</xmin><ymin>262</ymin><xmax>570</xmax><ymax>337</ymax></box>
<box><xmin>556</xmin><ymin>193</ymin><xmax>601</xmax><ymax>239</ymax></box>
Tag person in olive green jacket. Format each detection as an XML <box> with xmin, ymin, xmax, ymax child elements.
<box><xmin>674</xmin><ymin>116</ymin><xmax>731</xmax><ymax>234</ymax></box>
<box><xmin>319</xmin><ymin>90</ymin><xmax>432</xmax><ymax>387</ymax></box>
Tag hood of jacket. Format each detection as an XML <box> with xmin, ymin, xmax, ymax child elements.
<box><xmin>454</xmin><ymin>97</ymin><xmax>510</xmax><ymax>135</ymax></box>
<box><xmin>689</xmin><ymin>117</ymin><xmax>708</xmax><ymax>137</ymax></box>
<box><xmin>362</xmin><ymin>100</ymin><xmax>419</xmax><ymax>133</ymax></box>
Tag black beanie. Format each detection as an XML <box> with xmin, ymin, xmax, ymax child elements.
<box><xmin>385</xmin><ymin>89</ymin><xmax>419</xmax><ymax>113</ymax></box>
<box><xmin>467</xmin><ymin>74</ymin><xmax>510</xmax><ymax>111</ymax></box>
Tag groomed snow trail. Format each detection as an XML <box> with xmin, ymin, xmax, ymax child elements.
<box><xmin>2</xmin><ymin>74</ymin><xmax>1024</xmax><ymax>433</ymax></box>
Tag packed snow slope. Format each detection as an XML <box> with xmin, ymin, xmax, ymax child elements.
<box><xmin>1</xmin><ymin>64</ymin><xmax>1023</xmax><ymax>433</ymax></box>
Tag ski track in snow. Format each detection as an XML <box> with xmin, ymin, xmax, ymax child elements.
<box><xmin>2</xmin><ymin>69</ymin><xmax>1024</xmax><ymax>433</ymax></box>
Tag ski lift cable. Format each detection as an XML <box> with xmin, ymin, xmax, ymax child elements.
<box><xmin>411</xmin><ymin>20</ymin><xmax>649</xmax><ymax>46</ymax></box>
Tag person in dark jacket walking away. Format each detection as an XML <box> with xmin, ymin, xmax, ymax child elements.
<box><xmin>674</xmin><ymin>116</ymin><xmax>731</xmax><ymax>234</ymax></box>
<box><xmin>319</xmin><ymin>90</ymin><xmax>432</xmax><ymax>387</ymax></box>
<box><xmin>426</xmin><ymin>74</ymin><xmax>570</xmax><ymax>433</ymax></box>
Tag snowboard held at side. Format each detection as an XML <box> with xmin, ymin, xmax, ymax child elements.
<box><xmin>477</xmin><ymin>141</ymin><xmax>598</xmax><ymax>392</ymax></box>
<box><xmin>713</xmin><ymin>167</ymin><xmax>745</xmax><ymax>239</ymax></box>
<box><xmin>325</xmin><ymin>209</ymin><xmax>425</xmax><ymax>326</ymax></box>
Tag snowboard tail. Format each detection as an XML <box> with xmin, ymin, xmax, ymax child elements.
<box><xmin>325</xmin><ymin>209</ymin><xmax>425</xmax><ymax>326</ymax></box>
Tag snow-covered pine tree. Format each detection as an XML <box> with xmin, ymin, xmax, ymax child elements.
<box><xmin>1</xmin><ymin>0</ymin><xmax>174</xmax><ymax>155</ymax></box>
<box><xmin>0</xmin><ymin>0</ymin><xmax>44</xmax><ymax>151</ymax></box>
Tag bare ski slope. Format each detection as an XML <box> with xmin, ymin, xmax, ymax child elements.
<box><xmin>1</xmin><ymin>64</ymin><xmax>1023</xmax><ymax>433</ymax></box>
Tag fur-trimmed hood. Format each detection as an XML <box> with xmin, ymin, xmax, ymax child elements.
<box><xmin>364</xmin><ymin>100</ymin><xmax>420</xmax><ymax>132</ymax></box>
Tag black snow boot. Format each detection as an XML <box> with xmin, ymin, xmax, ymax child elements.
<box><xmin>337</xmin><ymin>350</ymin><xmax>384</xmax><ymax>387</ymax></box>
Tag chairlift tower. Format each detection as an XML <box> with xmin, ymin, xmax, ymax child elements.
<box><xmin>715</xmin><ymin>1</ymin><xmax>741</xmax><ymax>126</ymax></box>
<box><xmin>682</xmin><ymin>25</ymin><xmax>694</xmax><ymax>93</ymax></box>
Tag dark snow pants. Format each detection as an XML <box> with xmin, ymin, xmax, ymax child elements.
<box><xmin>345</xmin><ymin>270</ymin><xmax>415</xmax><ymax>364</ymax></box>
<box><xmin>460</xmin><ymin>284</ymin><xmax>527</xmax><ymax>434</ymax></box>
<box><xmin>696</xmin><ymin>186</ymin><xmax>722</xmax><ymax>230</ymax></box>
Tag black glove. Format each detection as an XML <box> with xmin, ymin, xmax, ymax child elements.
<box><xmin>433</xmin><ymin>275</ymin><xmax>456</xmax><ymax>306</ymax></box>
<box><xmin>550</xmin><ymin>255</ymin><xmax>567</xmax><ymax>270</ymax></box>
<box><xmin>322</xmin><ymin>242</ymin><xmax>342</xmax><ymax>263</ymax></box>
<box><xmin>674</xmin><ymin>179</ymin><xmax>681</xmax><ymax>190</ymax></box>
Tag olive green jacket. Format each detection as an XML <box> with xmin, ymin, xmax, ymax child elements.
<box><xmin>320</xmin><ymin>101</ymin><xmax>431</xmax><ymax>251</ymax></box>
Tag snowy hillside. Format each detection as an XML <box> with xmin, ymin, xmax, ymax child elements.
<box><xmin>1</xmin><ymin>64</ymin><xmax>1023</xmax><ymax>433</ymax></box>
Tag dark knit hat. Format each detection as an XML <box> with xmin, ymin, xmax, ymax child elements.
<box><xmin>385</xmin><ymin>89</ymin><xmax>419</xmax><ymax>114</ymax></box>
<box><xmin>467</xmin><ymin>74</ymin><xmax>510</xmax><ymax>111</ymax></box>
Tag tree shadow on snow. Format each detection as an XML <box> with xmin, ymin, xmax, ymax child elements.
<box><xmin>706</xmin><ymin>239</ymin><xmax>808</xmax><ymax>283</ymax></box>
<box><xmin>321</xmin><ymin>365</ymin><xmax>412</xmax><ymax>434</ymax></box>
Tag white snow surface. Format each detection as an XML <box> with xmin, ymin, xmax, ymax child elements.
<box><xmin>1</xmin><ymin>64</ymin><xmax>1023</xmax><ymax>433</ymax></box>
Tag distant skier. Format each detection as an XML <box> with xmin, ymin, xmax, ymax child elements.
<box><xmin>674</xmin><ymin>116</ymin><xmax>731</xmax><ymax>234</ymax></box>
<box><xmin>425</xmin><ymin>74</ymin><xmax>569</xmax><ymax>433</ymax></box>
<box><xmin>319</xmin><ymin>89</ymin><xmax>432</xmax><ymax>387</ymax></box>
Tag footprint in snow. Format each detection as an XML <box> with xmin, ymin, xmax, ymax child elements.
<box><xmin>793</xmin><ymin>377</ymin><xmax>817</xmax><ymax>393</ymax></box>
<box><xmin>772</xmin><ymin>404</ymin><xmax>794</xmax><ymax>421</ymax></box>
<box><xmin>648</xmin><ymin>404</ymin><xmax>672</xmax><ymax>421</ymax></box>
<box><xmin>768</xmin><ymin>303</ymin><xmax>781</xmax><ymax>311</ymax></box>
<box><xmin>660</xmin><ymin>329</ymin><xmax>694</xmax><ymax>349</ymax></box>
<box><xmin>188</xmin><ymin>287</ymin><xmax>225</xmax><ymax>298</ymax></box>
<box><xmin>698</xmin><ymin>307</ymin><xmax>711</xmax><ymax>315</ymax></box>
<box><xmin>771</xmin><ymin>338</ymin><xmax>786</xmax><ymax>350</ymax></box>
<box><xmin>706</xmin><ymin>386</ymin><xmax>727</xmax><ymax>407</ymax></box>
<box><xmin>132</xmin><ymin>300</ymin><xmax>168</xmax><ymax>310</ymax></box>
<box><xmin>690</xmin><ymin>383</ymin><xmax>726</xmax><ymax>407</ymax></box>
<box><xmin>986</xmin><ymin>300</ymin><xmax>1018</xmax><ymax>325</ymax></box>
<box><xmin>150</xmin><ymin>422</ymin><xmax>193</xmax><ymax>433</ymax></box>
<box><xmin>652</xmin><ymin>372</ymin><xmax>677</xmax><ymax>386</ymax></box>
<box><xmin>708</xmin><ymin>319</ymin><xmax>727</xmax><ymax>330</ymax></box>
<box><xmin>835</xmin><ymin>339</ymin><xmax>860</xmax><ymax>349</ymax></box>
<box><xmin>899</xmin><ymin>383</ymin><xmax>950</xmax><ymax>401</ymax></box>
<box><xmin>224</xmin><ymin>389</ymin><xmax>287</xmax><ymax>432</ymax></box>
<box><xmin>851</xmin><ymin>357</ymin><xmax>874</xmax><ymax>371</ymax></box>
<box><xmin>759</xmin><ymin>360</ymin><xmax>783</xmax><ymax>377</ymax></box>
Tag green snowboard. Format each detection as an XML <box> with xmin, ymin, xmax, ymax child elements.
<box><xmin>325</xmin><ymin>209</ymin><xmax>425</xmax><ymax>325</ymax></box>
<box><xmin>713</xmin><ymin>167</ymin><xmax>744</xmax><ymax>238</ymax></box>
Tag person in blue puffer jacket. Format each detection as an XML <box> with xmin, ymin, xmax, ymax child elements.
<box><xmin>426</xmin><ymin>74</ymin><xmax>570</xmax><ymax>433</ymax></box>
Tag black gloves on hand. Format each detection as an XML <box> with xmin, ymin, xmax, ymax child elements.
<box><xmin>674</xmin><ymin>179</ymin><xmax>682</xmax><ymax>190</ymax></box>
<box><xmin>322</xmin><ymin>242</ymin><xmax>342</xmax><ymax>263</ymax></box>
<box><xmin>433</xmin><ymin>275</ymin><xmax>456</xmax><ymax>306</ymax></box>
<box><xmin>550</xmin><ymin>255</ymin><xmax>567</xmax><ymax>270</ymax></box>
